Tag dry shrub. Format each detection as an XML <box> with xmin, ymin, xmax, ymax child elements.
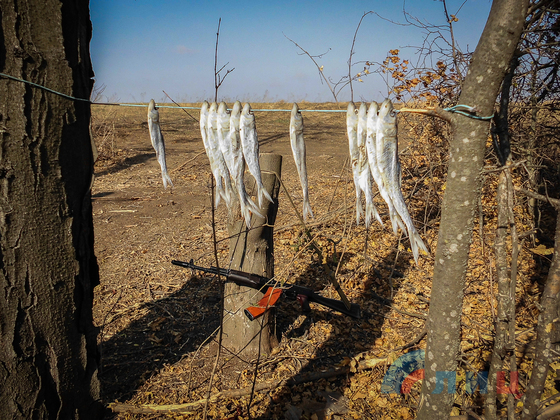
<box><xmin>91</xmin><ymin>107</ymin><xmax>118</xmax><ymax>163</ymax></box>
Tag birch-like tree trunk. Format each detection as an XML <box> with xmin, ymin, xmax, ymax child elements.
<box><xmin>417</xmin><ymin>0</ymin><xmax>528</xmax><ymax>418</ymax></box>
<box><xmin>0</xmin><ymin>0</ymin><xmax>101</xmax><ymax>418</ymax></box>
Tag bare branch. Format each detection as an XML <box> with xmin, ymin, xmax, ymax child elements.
<box><xmin>283</xmin><ymin>33</ymin><xmax>338</xmax><ymax>103</ymax></box>
<box><xmin>213</xmin><ymin>18</ymin><xmax>235</xmax><ymax>103</ymax></box>
<box><xmin>514</xmin><ymin>186</ymin><xmax>560</xmax><ymax>208</ymax></box>
<box><xmin>347</xmin><ymin>11</ymin><xmax>373</xmax><ymax>102</ymax></box>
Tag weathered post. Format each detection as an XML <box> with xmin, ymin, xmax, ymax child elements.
<box><xmin>224</xmin><ymin>153</ymin><xmax>282</xmax><ymax>359</ymax></box>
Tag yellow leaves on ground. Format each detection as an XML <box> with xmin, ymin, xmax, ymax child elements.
<box><xmin>530</xmin><ymin>244</ymin><xmax>554</xmax><ymax>255</ymax></box>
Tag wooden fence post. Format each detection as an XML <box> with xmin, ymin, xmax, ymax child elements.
<box><xmin>223</xmin><ymin>153</ymin><xmax>282</xmax><ymax>359</ymax></box>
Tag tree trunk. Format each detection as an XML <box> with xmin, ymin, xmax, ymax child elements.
<box><xmin>521</xmin><ymin>210</ymin><xmax>560</xmax><ymax>420</ymax></box>
<box><xmin>223</xmin><ymin>154</ymin><xmax>282</xmax><ymax>359</ymax></box>
<box><xmin>0</xmin><ymin>1</ymin><xmax>102</xmax><ymax>419</ymax></box>
<box><xmin>417</xmin><ymin>0</ymin><xmax>528</xmax><ymax>418</ymax></box>
<box><xmin>486</xmin><ymin>57</ymin><xmax>520</xmax><ymax>419</ymax></box>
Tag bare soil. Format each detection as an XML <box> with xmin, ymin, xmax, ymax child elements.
<box><xmin>92</xmin><ymin>102</ymin><xmax>548</xmax><ymax>419</ymax></box>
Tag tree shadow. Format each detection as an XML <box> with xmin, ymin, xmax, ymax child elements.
<box><xmin>255</xmin><ymin>244</ymin><xmax>417</xmax><ymax>419</ymax></box>
<box><xmin>259</xmin><ymin>133</ymin><xmax>287</xmax><ymax>147</ymax></box>
<box><xmin>96</xmin><ymin>236</ymin><xmax>422</xmax><ymax>418</ymax></box>
<box><xmin>95</xmin><ymin>150</ymin><xmax>155</xmax><ymax>177</ymax></box>
<box><xmin>98</xmin><ymin>275</ymin><xmax>221</xmax><ymax>404</ymax></box>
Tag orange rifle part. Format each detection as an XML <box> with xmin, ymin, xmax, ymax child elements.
<box><xmin>244</xmin><ymin>286</ymin><xmax>283</xmax><ymax>321</ymax></box>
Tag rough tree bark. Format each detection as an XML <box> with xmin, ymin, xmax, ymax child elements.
<box><xmin>224</xmin><ymin>154</ymin><xmax>282</xmax><ymax>359</ymax></box>
<box><xmin>0</xmin><ymin>1</ymin><xmax>102</xmax><ymax>418</ymax></box>
<box><xmin>417</xmin><ymin>0</ymin><xmax>528</xmax><ymax>418</ymax></box>
<box><xmin>521</xmin><ymin>209</ymin><xmax>560</xmax><ymax>420</ymax></box>
<box><xmin>485</xmin><ymin>57</ymin><xmax>520</xmax><ymax>420</ymax></box>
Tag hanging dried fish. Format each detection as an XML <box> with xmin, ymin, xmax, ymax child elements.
<box><xmin>365</xmin><ymin>101</ymin><xmax>405</xmax><ymax>235</ymax></box>
<box><xmin>357</xmin><ymin>102</ymin><xmax>382</xmax><ymax>228</ymax></box>
<box><xmin>376</xmin><ymin>98</ymin><xmax>428</xmax><ymax>263</ymax></box>
<box><xmin>239</xmin><ymin>103</ymin><xmax>273</xmax><ymax>207</ymax></box>
<box><xmin>147</xmin><ymin>100</ymin><xmax>173</xmax><ymax>189</ymax></box>
<box><xmin>206</xmin><ymin>102</ymin><xmax>234</xmax><ymax>209</ymax></box>
<box><xmin>217</xmin><ymin>102</ymin><xmax>234</xmax><ymax>176</ymax></box>
<box><xmin>229</xmin><ymin>101</ymin><xmax>263</xmax><ymax>227</ymax></box>
<box><xmin>289</xmin><ymin>103</ymin><xmax>314</xmax><ymax>222</ymax></box>
<box><xmin>347</xmin><ymin>102</ymin><xmax>363</xmax><ymax>225</ymax></box>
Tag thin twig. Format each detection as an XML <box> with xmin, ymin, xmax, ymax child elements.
<box><xmin>515</xmin><ymin>186</ymin><xmax>560</xmax><ymax>208</ymax></box>
<box><xmin>203</xmin><ymin>174</ymin><xmax>223</xmax><ymax>420</ymax></box>
<box><xmin>283</xmin><ymin>33</ymin><xmax>338</xmax><ymax>104</ymax></box>
<box><xmin>398</xmin><ymin>107</ymin><xmax>452</xmax><ymax>123</ymax></box>
<box><xmin>347</xmin><ymin>12</ymin><xmax>373</xmax><ymax>102</ymax></box>
<box><xmin>171</xmin><ymin>150</ymin><xmax>206</xmax><ymax>173</ymax></box>
<box><xmin>264</xmin><ymin>170</ymin><xmax>352</xmax><ymax>310</ymax></box>
<box><xmin>162</xmin><ymin>90</ymin><xmax>198</xmax><ymax>123</ymax></box>
<box><xmin>214</xmin><ymin>18</ymin><xmax>235</xmax><ymax>103</ymax></box>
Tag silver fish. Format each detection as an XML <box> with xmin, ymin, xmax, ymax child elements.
<box><xmin>207</xmin><ymin>102</ymin><xmax>234</xmax><ymax>209</ymax></box>
<box><xmin>365</xmin><ymin>101</ymin><xmax>405</xmax><ymax>235</ymax></box>
<box><xmin>239</xmin><ymin>103</ymin><xmax>273</xmax><ymax>207</ymax></box>
<box><xmin>147</xmin><ymin>100</ymin><xmax>173</xmax><ymax>189</ymax></box>
<box><xmin>347</xmin><ymin>102</ymin><xmax>363</xmax><ymax>224</ymax></box>
<box><xmin>217</xmin><ymin>102</ymin><xmax>234</xmax><ymax>176</ymax></box>
<box><xmin>376</xmin><ymin>98</ymin><xmax>428</xmax><ymax>263</ymax></box>
<box><xmin>200</xmin><ymin>101</ymin><xmax>224</xmax><ymax>207</ymax></box>
<box><xmin>229</xmin><ymin>101</ymin><xmax>263</xmax><ymax>227</ymax></box>
<box><xmin>357</xmin><ymin>102</ymin><xmax>382</xmax><ymax>228</ymax></box>
<box><xmin>289</xmin><ymin>103</ymin><xmax>314</xmax><ymax>222</ymax></box>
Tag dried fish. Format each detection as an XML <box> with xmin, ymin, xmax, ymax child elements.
<box><xmin>217</xmin><ymin>102</ymin><xmax>234</xmax><ymax>176</ymax></box>
<box><xmin>347</xmin><ymin>102</ymin><xmax>363</xmax><ymax>224</ymax></box>
<box><xmin>357</xmin><ymin>102</ymin><xmax>382</xmax><ymax>228</ymax></box>
<box><xmin>206</xmin><ymin>102</ymin><xmax>234</xmax><ymax>209</ymax></box>
<box><xmin>239</xmin><ymin>103</ymin><xmax>273</xmax><ymax>207</ymax></box>
<box><xmin>289</xmin><ymin>103</ymin><xmax>314</xmax><ymax>222</ymax></box>
<box><xmin>230</xmin><ymin>101</ymin><xmax>263</xmax><ymax>227</ymax></box>
<box><xmin>376</xmin><ymin>98</ymin><xmax>428</xmax><ymax>263</ymax></box>
<box><xmin>365</xmin><ymin>101</ymin><xmax>405</xmax><ymax>235</ymax></box>
<box><xmin>147</xmin><ymin>99</ymin><xmax>173</xmax><ymax>188</ymax></box>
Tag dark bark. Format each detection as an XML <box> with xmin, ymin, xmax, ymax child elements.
<box><xmin>0</xmin><ymin>0</ymin><xmax>101</xmax><ymax>419</ymax></box>
<box><xmin>486</xmin><ymin>170</ymin><xmax>517</xmax><ymax>419</ymax></box>
<box><xmin>521</xmin><ymin>211</ymin><xmax>560</xmax><ymax>420</ymax></box>
<box><xmin>486</xmin><ymin>55</ymin><xmax>521</xmax><ymax>419</ymax></box>
<box><xmin>417</xmin><ymin>0</ymin><xmax>528</xmax><ymax>418</ymax></box>
<box><xmin>224</xmin><ymin>154</ymin><xmax>282</xmax><ymax>359</ymax></box>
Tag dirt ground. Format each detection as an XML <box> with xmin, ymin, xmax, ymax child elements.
<box><xmin>91</xmin><ymin>102</ymin><xmax>550</xmax><ymax>419</ymax></box>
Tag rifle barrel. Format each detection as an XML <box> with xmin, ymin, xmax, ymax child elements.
<box><xmin>171</xmin><ymin>259</ymin><xmax>228</xmax><ymax>277</ymax></box>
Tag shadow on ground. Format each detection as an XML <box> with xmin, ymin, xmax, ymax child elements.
<box><xmin>98</xmin><ymin>275</ymin><xmax>221</xmax><ymax>404</ymax></box>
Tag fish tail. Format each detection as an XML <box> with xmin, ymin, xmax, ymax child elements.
<box><xmin>247</xmin><ymin>197</ymin><xmax>264</xmax><ymax>220</ymax></box>
<box><xmin>389</xmin><ymin>210</ymin><xmax>404</xmax><ymax>235</ymax></box>
<box><xmin>257</xmin><ymin>185</ymin><xmax>274</xmax><ymax>208</ymax></box>
<box><xmin>303</xmin><ymin>198</ymin><xmax>314</xmax><ymax>222</ymax></box>
<box><xmin>239</xmin><ymin>199</ymin><xmax>252</xmax><ymax>229</ymax></box>
<box><xmin>365</xmin><ymin>202</ymin><xmax>373</xmax><ymax>228</ymax></box>
<box><xmin>409</xmin><ymin>230</ymin><xmax>429</xmax><ymax>264</ymax></box>
<box><xmin>222</xmin><ymin>175</ymin><xmax>236</xmax><ymax>210</ymax></box>
<box><xmin>365</xmin><ymin>202</ymin><xmax>382</xmax><ymax>228</ymax></box>
<box><xmin>373</xmin><ymin>205</ymin><xmax>383</xmax><ymax>226</ymax></box>
<box><xmin>355</xmin><ymin>196</ymin><xmax>363</xmax><ymax>225</ymax></box>
<box><xmin>214</xmin><ymin>175</ymin><xmax>225</xmax><ymax>208</ymax></box>
<box><xmin>162</xmin><ymin>171</ymin><xmax>173</xmax><ymax>189</ymax></box>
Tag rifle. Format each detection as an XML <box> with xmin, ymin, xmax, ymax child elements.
<box><xmin>171</xmin><ymin>259</ymin><xmax>360</xmax><ymax>320</ymax></box>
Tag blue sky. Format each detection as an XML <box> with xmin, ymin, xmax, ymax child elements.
<box><xmin>90</xmin><ymin>0</ymin><xmax>492</xmax><ymax>103</ymax></box>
